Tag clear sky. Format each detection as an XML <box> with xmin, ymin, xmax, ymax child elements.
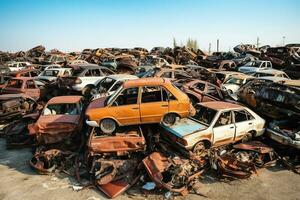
<box><xmin>0</xmin><ymin>0</ymin><xmax>299</xmax><ymax>52</ymax></box>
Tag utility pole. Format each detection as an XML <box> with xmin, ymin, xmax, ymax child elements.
<box><xmin>217</xmin><ymin>39</ymin><xmax>219</xmax><ymax>52</ymax></box>
<box><xmin>209</xmin><ymin>43</ymin><xmax>211</xmax><ymax>55</ymax></box>
<box><xmin>256</xmin><ymin>37</ymin><xmax>260</xmax><ymax>48</ymax></box>
<box><xmin>282</xmin><ymin>36</ymin><xmax>286</xmax><ymax>46</ymax></box>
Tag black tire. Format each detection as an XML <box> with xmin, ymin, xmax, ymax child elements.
<box><xmin>100</xmin><ymin>119</ymin><xmax>117</xmax><ymax>134</ymax></box>
<box><xmin>162</xmin><ymin>113</ymin><xmax>178</xmax><ymax>126</ymax></box>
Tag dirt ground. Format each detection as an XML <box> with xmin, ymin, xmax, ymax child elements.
<box><xmin>0</xmin><ymin>138</ymin><xmax>299</xmax><ymax>200</ymax></box>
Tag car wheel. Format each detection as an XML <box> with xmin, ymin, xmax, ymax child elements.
<box><xmin>242</xmin><ymin>132</ymin><xmax>253</xmax><ymax>143</ymax></box>
<box><xmin>162</xmin><ymin>113</ymin><xmax>178</xmax><ymax>126</ymax></box>
<box><xmin>100</xmin><ymin>119</ymin><xmax>117</xmax><ymax>134</ymax></box>
<box><xmin>193</xmin><ymin>141</ymin><xmax>207</xmax><ymax>157</ymax></box>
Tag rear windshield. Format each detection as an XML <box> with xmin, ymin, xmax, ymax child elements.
<box><xmin>43</xmin><ymin>103</ymin><xmax>79</xmax><ymax>115</ymax></box>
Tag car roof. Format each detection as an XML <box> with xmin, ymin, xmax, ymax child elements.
<box><xmin>123</xmin><ymin>77</ymin><xmax>168</xmax><ymax>88</ymax></box>
<box><xmin>229</xmin><ymin>74</ymin><xmax>253</xmax><ymax>79</ymax></box>
<box><xmin>10</xmin><ymin>77</ymin><xmax>35</xmax><ymax>81</ymax></box>
<box><xmin>255</xmin><ymin>69</ymin><xmax>285</xmax><ymax>75</ymax></box>
<box><xmin>107</xmin><ymin>74</ymin><xmax>138</xmax><ymax>80</ymax></box>
<box><xmin>199</xmin><ymin>101</ymin><xmax>243</xmax><ymax>111</ymax></box>
<box><xmin>47</xmin><ymin>96</ymin><xmax>82</xmax><ymax>104</ymax></box>
<box><xmin>256</xmin><ymin>76</ymin><xmax>288</xmax><ymax>82</ymax></box>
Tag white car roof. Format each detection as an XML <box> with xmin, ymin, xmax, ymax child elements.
<box><xmin>107</xmin><ymin>74</ymin><xmax>138</xmax><ymax>81</ymax></box>
<box><xmin>256</xmin><ymin>76</ymin><xmax>288</xmax><ymax>82</ymax></box>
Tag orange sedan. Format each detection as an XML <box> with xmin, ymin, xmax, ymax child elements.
<box><xmin>86</xmin><ymin>78</ymin><xmax>195</xmax><ymax>133</ymax></box>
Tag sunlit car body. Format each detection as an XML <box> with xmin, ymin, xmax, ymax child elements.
<box><xmin>86</xmin><ymin>78</ymin><xmax>194</xmax><ymax>133</ymax></box>
<box><xmin>161</xmin><ymin>102</ymin><xmax>265</xmax><ymax>155</ymax></box>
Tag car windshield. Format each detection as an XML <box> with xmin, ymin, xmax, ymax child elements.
<box><xmin>246</xmin><ymin>61</ymin><xmax>261</xmax><ymax>68</ymax></box>
<box><xmin>224</xmin><ymin>77</ymin><xmax>243</xmax><ymax>85</ymax></box>
<box><xmin>98</xmin><ymin>77</ymin><xmax>116</xmax><ymax>92</ymax></box>
<box><xmin>43</xmin><ymin>103</ymin><xmax>79</xmax><ymax>115</ymax></box>
<box><xmin>192</xmin><ymin>105</ymin><xmax>217</xmax><ymax>126</ymax></box>
<box><xmin>41</xmin><ymin>70</ymin><xmax>59</xmax><ymax>77</ymax></box>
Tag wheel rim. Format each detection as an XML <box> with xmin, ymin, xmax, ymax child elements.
<box><xmin>101</xmin><ymin>119</ymin><xmax>115</xmax><ymax>133</ymax></box>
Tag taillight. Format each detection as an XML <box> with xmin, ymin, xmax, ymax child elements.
<box><xmin>75</xmin><ymin>78</ymin><xmax>82</xmax><ymax>84</ymax></box>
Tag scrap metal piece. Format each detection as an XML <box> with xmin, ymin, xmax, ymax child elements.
<box><xmin>143</xmin><ymin>152</ymin><xmax>204</xmax><ymax>195</ymax></box>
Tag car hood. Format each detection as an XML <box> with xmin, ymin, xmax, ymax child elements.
<box><xmin>87</xmin><ymin>96</ymin><xmax>107</xmax><ymax>110</ymax></box>
<box><xmin>221</xmin><ymin>84</ymin><xmax>240</xmax><ymax>93</ymax></box>
<box><xmin>161</xmin><ymin>118</ymin><xmax>208</xmax><ymax>138</ymax></box>
<box><xmin>33</xmin><ymin>115</ymin><xmax>80</xmax><ymax>134</ymax></box>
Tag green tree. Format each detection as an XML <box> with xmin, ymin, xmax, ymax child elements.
<box><xmin>186</xmin><ymin>37</ymin><xmax>199</xmax><ymax>50</ymax></box>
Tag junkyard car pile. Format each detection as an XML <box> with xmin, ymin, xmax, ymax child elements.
<box><xmin>0</xmin><ymin>44</ymin><xmax>299</xmax><ymax>198</ymax></box>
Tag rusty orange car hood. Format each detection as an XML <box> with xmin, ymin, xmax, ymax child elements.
<box><xmin>34</xmin><ymin>115</ymin><xmax>80</xmax><ymax>134</ymax></box>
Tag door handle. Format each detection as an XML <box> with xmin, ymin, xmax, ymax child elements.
<box><xmin>161</xmin><ymin>105</ymin><xmax>168</xmax><ymax>107</ymax></box>
<box><xmin>248</xmin><ymin>122</ymin><xmax>253</xmax><ymax>125</ymax></box>
<box><xmin>230</xmin><ymin>126</ymin><xmax>234</xmax><ymax>129</ymax></box>
<box><xmin>131</xmin><ymin>107</ymin><xmax>139</xmax><ymax>110</ymax></box>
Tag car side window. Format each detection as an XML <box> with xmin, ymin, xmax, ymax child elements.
<box><xmin>142</xmin><ymin>86</ymin><xmax>162</xmax><ymax>103</ymax></box>
<box><xmin>85</xmin><ymin>69</ymin><xmax>93</xmax><ymax>76</ymax></box>
<box><xmin>113</xmin><ymin>87</ymin><xmax>139</xmax><ymax>106</ymax></box>
<box><xmin>215</xmin><ymin>111</ymin><xmax>232</xmax><ymax>127</ymax></box>
<box><xmin>26</xmin><ymin>80</ymin><xmax>36</xmax><ymax>89</ymax></box>
<box><xmin>245</xmin><ymin>110</ymin><xmax>254</xmax><ymax>120</ymax></box>
<box><xmin>234</xmin><ymin>110</ymin><xmax>248</xmax><ymax>123</ymax></box>
<box><xmin>111</xmin><ymin>81</ymin><xmax>122</xmax><ymax>91</ymax></box>
<box><xmin>101</xmin><ymin>68</ymin><xmax>114</xmax><ymax>76</ymax></box>
<box><xmin>93</xmin><ymin>69</ymin><xmax>101</xmax><ymax>76</ymax></box>
<box><xmin>162</xmin><ymin>87</ymin><xmax>176</xmax><ymax>101</ymax></box>
<box><xmin>196</xmin><ymin>83</ymin><xmax>205</xmax><ymax>91</ymax></box>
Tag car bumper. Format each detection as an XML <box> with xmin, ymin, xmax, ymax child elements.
<box><xmin>266</xmin><ymin>128</ymin><xmax>300</xmax><ymax>149</ymax></box>
<box><xmin>255</xmin><ymin>128</ymin><xmax>265</xmax><ymax>137</ymax></box>
<box><xmin>86</xmin><ymin>120</ymin><xmax>99</xmax><ymax>127</ymax></box>
<box><xmin>71</xmin><ymin>85</ymin><xmax>82</xmax><ymax>91</ymax></box>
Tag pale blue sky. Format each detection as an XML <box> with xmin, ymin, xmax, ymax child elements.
<box><xmin>0</xmin><ymin>0</ymin><xmax>299</xmax><ymax>52</ymax></box>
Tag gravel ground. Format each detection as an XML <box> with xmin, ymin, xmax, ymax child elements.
<box><xmin>0</xmin><ymin>138</ymin><xmax>299</xmax><ymax>200</ymax></box>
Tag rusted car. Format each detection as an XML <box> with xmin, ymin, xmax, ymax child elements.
<box><xmin>86</xmin><ymin>78</ymin><xmax>195</xmax><ymax>134</ymax></box>
<box><xmin>0</xmin><ymin>94</ymin><xmax>37</xmax><ymax>122</ymax></box>
<box><xmin>143</xmin><ymin>152</ymin><xmax>204</xmax><ymax>195</ymax></box>
<box><xmin>161</xmin><ymin>102</ymin><xmax>265</xmax><ymax>155</ymax></box>
<box><xmin>152</xmin><ymin>69</ymin><xmax>191</xmax><ymax>81</ymax></box>
<box><xmin>1</xmin><ymin>77</ymin><xmax>44</xmax><ymax>100</ymax></box>
<box><xmin>266</xmin><ymin>120</ymin><xmax>300</xmax><ymax>149</ymax></box>
<box><xmin>237</xmin><ymin>80</ymin><xmax>300</xmax><ymax>119</ymax></box>
<box><xmin>28</xmin><ymin>96</ymin><xmax>84</xmax><ymax>145</ymax></box>
<box><xmin>180</xmin><ymin>79</ymin><xmax>234</xmax><ymax>105</ymax></box>
<box><xmin>8</xmin><ymin>68</ymin><xmax>40</xmax><ymax>78</ymax></box>
<box><xmin>87</xmin><ymin>126</ymin><xmax>146</xmax><ymax>156</ymax></box>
